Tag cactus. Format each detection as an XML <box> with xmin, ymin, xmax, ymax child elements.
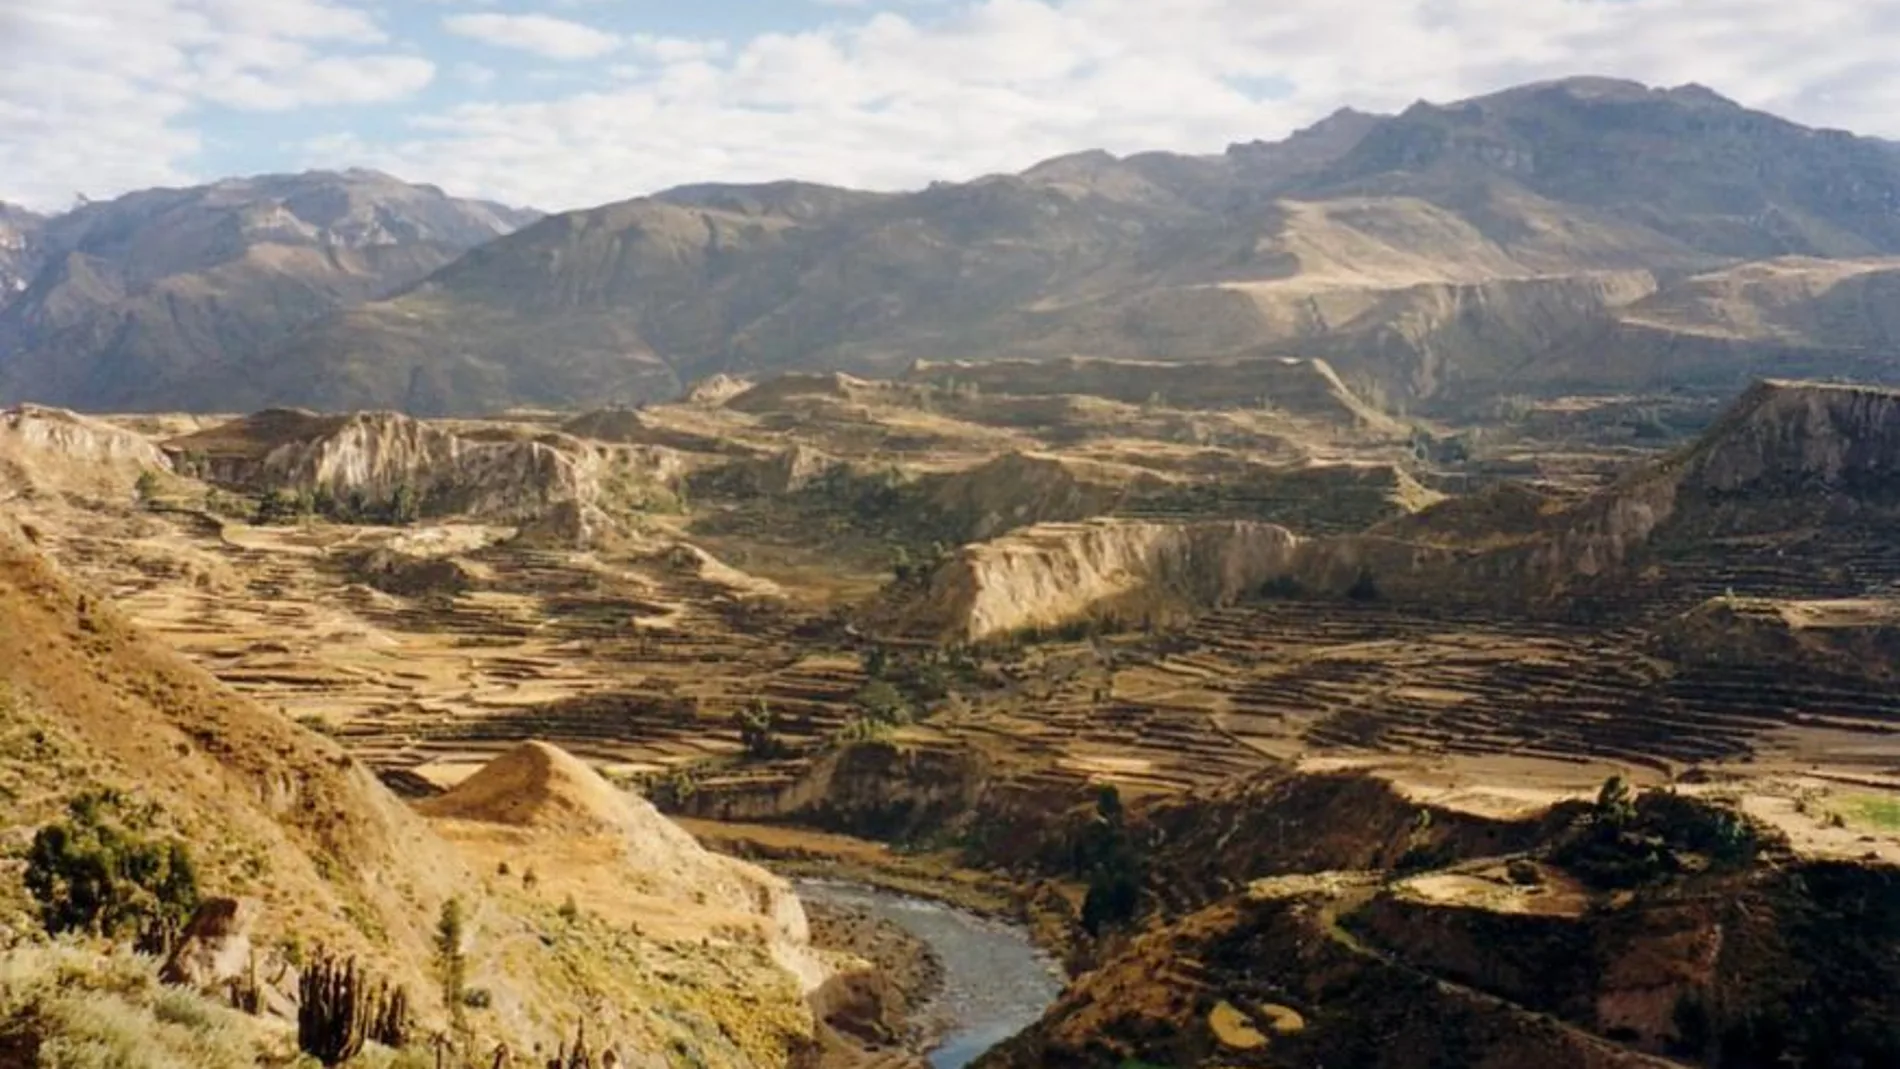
<box><xmin>297</xmin><ymin>955</ymin><xmax>410</xmax><ymax>1065</ymax></box>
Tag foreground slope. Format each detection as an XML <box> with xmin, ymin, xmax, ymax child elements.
<box><xmin>0</xmin><ymin>520</ymin><xmax>826</xmax><ymax>1064</ymax></box>
<box><xmin>184</xmin><ymin>79</ymin><xmax>1900</xmax><ymax>414</ymax></box>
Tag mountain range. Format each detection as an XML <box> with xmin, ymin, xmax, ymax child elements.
<box><xmin>0</xmin><ymin>170</ymin><xmax>537</xmax><ymax>411</ymax></box>
<box><xmin>5</xmin><ymin>77</ymin><xmax>1900</xmax><ymax>415</ymax></box>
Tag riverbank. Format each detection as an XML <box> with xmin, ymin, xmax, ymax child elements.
<box><xmin>799</xmin><ymin>881</ymin><xmax>1064</xmax><ymax>1069</ymax></box>
<box><xmin>676</xmin><ymin>817</ymin><xmax>1088</xmax><ymax>964</ymax></box>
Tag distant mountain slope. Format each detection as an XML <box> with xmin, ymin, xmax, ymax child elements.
<box><xmin>1305</xmin><ymin>78</ymin><xmax>1900</xmax><ymax>258</ymax></box>
<box><xmin>58</xmin><ymin>79</ymin><xmax>1900</xmax><ymax>415</ymax></box>
<box><xmin>0</xmin><ymin>170</ymin><xmax>537</xmax><ymax>411</ymax></box>
<box><xmin>1516</xmin><ymin>257</ymin><xmax>1900</xmax><ymax>396</ymax></box>
<box><xmin>0</xmin><ymin>202</ymin><xmax>45</xmax><ymax>300</ymax></box>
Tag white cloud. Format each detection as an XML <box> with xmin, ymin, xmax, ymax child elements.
<box><xmin>0</xmin><ymin>0</ymin><xmax>431</xmax><ymax>208</ymax></box>
<box><xmin>8</xmin><ymin>0</ymin><xmax>1900</xmax><ymax>214</ymax></box>
<box><xmin>289</xmin><ymin>0</ymin><xmax>1900</xmax><ymax>213</ymax></box>
<box><xmin>454</xmin><ymin>62</ymin><xmax>498</xmax><ymax>87</ymax></box>
<box><xmin>441</xmin><ymin>13</ymin><xmax>622</xmax><ymax>60</ymax></box>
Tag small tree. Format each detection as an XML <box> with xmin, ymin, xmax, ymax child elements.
<box><xmin>1077</xmin><ymin>784</ymin><xmax>1144</xmax><ymax>935</ymax></box>
<box><xmin>1594</xmin><ymin>776</ymin><xmax>1636</xmax><ymax>829</ymax></box>
<box><xmin>254</xmin><ymin>488</ymin><xmax>303</xmax><ymax>526</ymax></box>
<box><xmin>387</xmin><ymin>483</ymin><xmax>421</xmax><ymax>526</ymax></box>
<box><xmin>24</xmin><ymin>794</ymin><xmax>200</xmax><ymax>954</ymax></box>
<box><xmin>853</xmin><ymin>680</ymin><xmax>912</xmax><ymax>726</ymax></box>
<box><xmin>134</xmin><ymin>470</ymin><xmax>162</xmax><ymax>508</ymax></box>
<box><xmin>434</xmin><ymin>898</ymin><xmax>468</xmax><ymax>1032</ymax></box>
<box><xmin>737</xmin><ymin>699</ymin><xmax>783</xmax><ymax>761</ymax></box>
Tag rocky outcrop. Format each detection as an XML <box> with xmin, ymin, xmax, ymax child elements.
<box><xmin>924</xmin><ymin>453</ymin><xmax>1161</xmax><ymax>541</ymax></box>
<box><xmin>160</xmin><ymin>898</ymin><xmax>263</xmax><ymax>995</ymax></box>
<box><xmin>909</xmin><ymin>356</ymin><xmax>1402</xmax><ymax>433</ymax></box>
<box><xmin>681</xmin><ymin>741</ymin><xmax>992</xmax><ymax>841</ymax></box>
<box><xmin>1660</xmin><ymin>597</ymin><xmax>1900</xmax><ymax>683</ymax></box>
<box><xmin>165</xmin><ymin>409</ymin><xmax>684</xmax><ymax>538</ymax></box>
<box><xmin>891</xmin><ymin>380</ymin><xmax>1900</xmax><ymax>637</ymax></box>
<box><xmin>898</xmin><ymin>519</ymin><xmax>1305</xmax><ymax>642</ymax></box>
<box><xmin>420</xmin><ymin>740</ymin><xmax>816</xmax><ymax>960</ymax></box>
<box><xmin>1</xmin><ymin>404</ymin><xmax>171</xmax><ymax>472</ymax></box>
<box><xmin>710</xmin><ymin>445</ymin><xmax>841</xmax><ymax>497</ymax></box>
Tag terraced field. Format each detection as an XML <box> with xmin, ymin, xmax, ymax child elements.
<box><xmin>33</xmin><ymin>489</ymin><xmax>1900</xmax><ymax>818</ymax></box>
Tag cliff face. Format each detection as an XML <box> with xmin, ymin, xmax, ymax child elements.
<box><xmin>1660</xmin><ymin>597</ymin><xmax>1900</xmax><ymax>683</ymax></box>
<box><xmin>1676</xmin><ymin>379</ymin><xmax>1900</xmax><ymax>496</ymax></box>
<box><xmin>924</xmin><ymin>453</ymin><xmax>1160</xmax><ymax>542</ymax></box>
<box><xmin>1</xmin><ymin>405</ymin><xmax>171</xmax><ymax>473</ymax></box>
<box><xmin>893</xmin><ymin>380</ymin><xmax>1900</xmax><ymax>638</ymax></box>
<box><xmin>909</xmin><ymin>356</ymin><xmax>1403</xmax><ymax>434</ymax></box>
<box><xmin>166</xmin><ymin>409</ymin><xmax>683</xmax><ymax>532</ymax></box>
<box><xmin>905</xmin><ymin>519</ymin><xmax>1304</xmax><ymax>641</ymax></box>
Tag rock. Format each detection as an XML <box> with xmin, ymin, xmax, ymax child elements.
<box><xmin>890</xmin><ymin>518</ymin><xmax>1304</xmax><ymax>642</ymax></box>
<box><xmin>160</xmin><ymin>897</ymin><xmax>260</xmax><ymax>991</ymax></box>
<box><xmin>1258</xmin><ymin>1002</ymin><xmax>1306</xmax><ymax>1034</ymax></box>
<box><xmin>1208</xmin><ymin>999</ymin><xmax>1269</xmax><ymax>1050</ymax></box>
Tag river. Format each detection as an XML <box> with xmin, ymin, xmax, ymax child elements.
<box><xmin>795</xmin><ymin>880</ymin><xmax>1064</xmax><ymax>1069</ymax></box>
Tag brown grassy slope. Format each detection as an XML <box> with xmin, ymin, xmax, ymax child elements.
<box><xmin>0</xmin><ymin>520</ymin><xmax>462</xmax><ymax>987</ymax></box>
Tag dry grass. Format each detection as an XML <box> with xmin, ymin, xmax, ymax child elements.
<box><xmin>0</xmin><ymin>942</ymin><xmax>284</xmax><ymax>1069</ymax></box>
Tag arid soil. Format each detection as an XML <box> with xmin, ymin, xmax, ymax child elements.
<box><xmin>7</xmin><ymin>365</ymin><xmax>1900</xmax><ymax>1067</ymax></box>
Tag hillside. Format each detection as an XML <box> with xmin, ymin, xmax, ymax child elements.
<box><xmin>0</xmin><ymin>523</ymin><xmax>832</xmax><ymax>1064</ymax></box>
<box><xmin>885</xmin><ymin>379</ymin><xmax>1900</xmax><ymax>641</ymax></box>
<box><xmin>142</xmin><ymin>78</ymin><xmax>1900</xmax><ymax>415</ymax></box>
<box><xmin>163</xmin><ymin>407</ymin><xmax>686</xmax><ymax>537</ymax></box>
<box><xmin>0</xmin><ymin>516</ymin><xmax>466</xmax><ymax>986</ymax></box>
<box><xmin>0</xmin><ymin>171</ymin><xmax>537</xmax><ymax>412</ymax></box>
<box><xmin>1518</xmin><ymin>258</ymin><xmax>1900</xmax><ymax>397</ymax></box>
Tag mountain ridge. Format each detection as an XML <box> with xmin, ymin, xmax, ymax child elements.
<box><xmin>0</xmin><ymin>170</ymin><xmax>539</xmax><ymax>411</ymax></box>
<box><xmin>11</xmin><ymin>77</ymin><xmax>1900</xmax><ymax>415</ymax></box>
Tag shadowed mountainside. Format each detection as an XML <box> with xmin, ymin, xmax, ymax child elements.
<box><xmin>0</xmin><ymin>170</ymin><xmax>537</xmax><ymax>411</ymax></box>
<box><xmin>151</xmin><ymin>79</ymin><xmax>1900</xmax><ymax>415</ymax></box>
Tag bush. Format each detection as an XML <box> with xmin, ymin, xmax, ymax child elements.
<box><xmin>1076</xmin><ymin>784</ymin><xmax>1146</xmax><ymax>935</ymax></box>
<box><xmin>434</xmin><ymin>898</ymin><xmax>466</xmax><ymax>1030</ymax></box>
<box><xmin>853</xmin><ymin>680</ymin><xmax>912</xmax><ymax>726</ymax></box>
<box><xmin>736</xmin><ymin>699</ymin><xmax>784</xmax><ymax>761</ymax></box>
<box><xmin>1346</xmin><ymin>568</ymin><xmax>1381</xmax><ymax>603</ymax></box>
<box><xmin>0</xmin><ymin>943</ymin><xmax>268</xmax><ymax>1069</ymax></box>
<box><xmin>24</xmin><ymin>793</ymin><xmax>200</xmax><ymax>954</ymax></box>
<box><xmin>1550</xmin><ymin>779</ymin><xmax>1760</xmax><ymax>890</ymax></box>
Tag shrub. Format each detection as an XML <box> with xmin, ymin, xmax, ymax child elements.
<box><xmin>736</xmin><ymin>699</ymin><xmax>784</xmax><ymax>761</ymax></box>
<box><xmin>1076</xmin><ymin>784</ymin><xmax>1146</xmax><ymax>935</ymax></box>
<box><xmin>1346</xmin><ymin>568</ymin><xmax>1381</xmax><ymax>603</ymax></box>
<box><xmin>853</xmin><ymin>681</ymin><xmax>912</xmax><ymax>726</ymax></box>
<box><xmin>23</xmin><ymin>794</ymin><xmax>200</xmax><ymax>954</ymax></box>
<box><xmin>0</xmin><ymin>943</ymin><xmax>267</xmax><ymax>1069</ymax></box>
<box><xmin>1258</xmin><ymin>575</ymin><xmax>1305</xmax><ymax>599</ymax></box>
<box><xmin>434</xmin><ymin>898</ymin><xmax>467</xmax><ymax>1030</ymax></box>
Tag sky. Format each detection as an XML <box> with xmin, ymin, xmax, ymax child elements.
<box><xmin>2</xmin><ymin>0</ymin><xmax>1898</xmax><ymax>213</ymax></box>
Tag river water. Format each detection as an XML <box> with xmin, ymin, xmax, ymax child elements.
<box><xmin>795</xmin><ymin>880</ymin><xmax>1064</xmax><ymax>1069</ymax></box>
